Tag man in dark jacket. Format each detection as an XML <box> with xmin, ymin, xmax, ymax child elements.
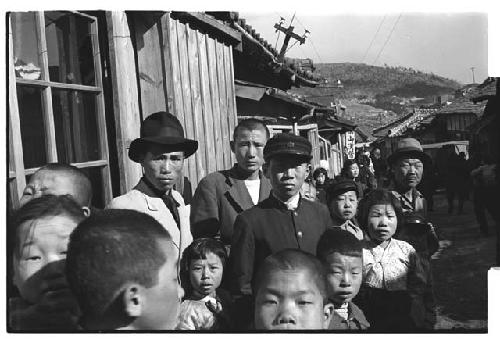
<box><xmin>229</xmin><ymin>133</ymin><xmax>333</xmax><ymax>327</ymax></box>
<box><xmin>190</xmin><ymin>119</ymin><xmax>272</xmax><ymax>250</ymax></box>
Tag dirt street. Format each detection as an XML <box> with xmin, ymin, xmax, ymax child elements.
<box><xmin>428</xmin><ymin>193</ymin><xmax>496</xmax><ymax>331</ymax></box>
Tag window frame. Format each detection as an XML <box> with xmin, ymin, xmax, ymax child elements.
<box><xmin>8</xmin><ymin>11</ymin><xmax>112</xmax><ymax>209</ymax></box>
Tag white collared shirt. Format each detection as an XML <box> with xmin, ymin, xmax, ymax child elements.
<box><xmin>273</xmin><ymin>191</ymin><xmax>300</xmax><ymax>210</ymax></box>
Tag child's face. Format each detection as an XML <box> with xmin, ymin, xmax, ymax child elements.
<box><xmin>348</xmin><ymin>164</ymin><xmax>359</xmax><ymax>179</ymax></box>
<box><xmin>329</xmin><ymin>191</ymin><xmax>358</xmax><ymax>221</ymax></box>
<box><xmin>324</xmin><ymin>252</ymin><xmax>363</xmax><ymax>306</ymax></box>
<box><xmin>13</xmin><ymin>215</ymin><xmax>78</xmax><ymax>303</ymax></box>
<box><xmin>254</xmin><ymin>269</ymin><xmax>332</xmax><ymax>330</ymax></box>
<box><xmin>20</xmin><ymin>171</ymin><xmax>79</xmax><ymax>207</ymax></box>
<box><xmin>137</xmin><ymin>239</ymin><xmax>184</xmax><ymax>330</ymax></box>
<box><xmin>189</xmin><ymin>252</ymin><xmax>223</xmax><ymax>298</ymax></box>
<box><xmin>367</xmin><ymin>204</ymin><xmax>398</xmax><ymax>243</ymax></box>
<box><xmin>316</xmin><ymin>173</ymin><xmax>325</xmax><ymax>185</ymax></box>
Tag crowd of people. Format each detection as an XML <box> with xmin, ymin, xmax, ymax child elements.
<box><xmin>8</xmin><ymin>112</ymin><xmax>497</xmax><ymax>332</ymax></box>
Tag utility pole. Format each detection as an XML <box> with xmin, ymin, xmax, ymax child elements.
<box><xmin>274</xmin><ymin>14</ymin><xmax>309</xmax><ymax>62</ymax></box>
<box><xmin>470</xmin><ymin>67</ymin><xmax>476</xmax><ymax>84</ymax></box>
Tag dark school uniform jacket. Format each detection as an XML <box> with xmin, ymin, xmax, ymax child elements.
<box><xmin>328</xmin><ymin>302</ymin><xmax>370</xmax><ymax>331</ymax></box>
<box><xmin>190</xmin><ymin>165</ymin><xmax>272</xmax><ymax>246</ymax></box>
<box><xmin>229</xmin><ymin>193</ymin><xmax>333</xmax><ymax>296</ymax></box>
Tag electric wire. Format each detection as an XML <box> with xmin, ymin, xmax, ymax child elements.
<box><xmin>372</xmin><ymin>13</ymin><xmax>402</xmax><ymax>65</ymax></box>
<box><xmin>361</xmin><ymin>15</ymin><xmax>387</xmax><ymax>63</ymax></box>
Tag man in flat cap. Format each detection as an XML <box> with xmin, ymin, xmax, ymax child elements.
<box><xmin>107</xmin><ymin>112</ymin><xmax>197</xmax><ymax>258</ymax></box>
<box><xmin>228</xmin><ymin>133</ymin><xmax>332</xmax><ymax>327</ymax></box>
<box><xmin>388</xmin><ymin>137</ymin><xmax>438</xmax><ymax>330</ymax></box>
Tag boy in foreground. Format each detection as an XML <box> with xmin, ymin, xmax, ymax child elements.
<box><xmin>66</xmin><ymin>209</ymin><xmax>184</xmax><ymax>330</ymax></box>
<box><xmin>253</xmin><ymin>249</ymin><xmax>334</xmax><ymax>330</ymax></box>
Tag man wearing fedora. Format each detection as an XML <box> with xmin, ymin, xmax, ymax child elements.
<box><xmin>107</xmin><ymin>112</ymin><xmax>198</xmax><ymax>257</ymax></box>
<box><xmin>229</xmin><ymin>133</ymin><xmax>332</xmax><ymax>327</ymax></box>
<box><xmin>190</xmin><ymin>118</ymin><xmax>271</xmax><ymax>252</ymax></box>
<box><xmin>388</xmin><ymin>137</ymin><xmax>438</xmax><ymax>330</ymax></box>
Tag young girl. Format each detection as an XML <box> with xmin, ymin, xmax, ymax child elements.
<box><xmin>177</xmin><ymin>238</ymin><xmax>232</xmax><ymax>330</ymax></box>
<box><xmin>356</xmin><ymin>189</ymin><xmax>426</xmax><ymax>332</ymax></box>
<box><xmin>9</xmin><ymin>195</ymin><xmax>86</xmax><ymax>330</ymax></box>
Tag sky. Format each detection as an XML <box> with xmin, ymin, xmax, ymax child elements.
<box><xmin>241</xmin><ymin>12</ymin><xmax>488</xmax><ymax>85</ymax></box>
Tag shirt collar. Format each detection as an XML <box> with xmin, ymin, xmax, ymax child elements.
<box><xmin>272</xmin><ymin>191</ymin><xmax>301</xmax><ymax>210</ymax></box>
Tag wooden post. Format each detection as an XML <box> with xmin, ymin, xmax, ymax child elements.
<box><xmin>8</xmin><ymin>14</ymin><xmax>26</xmax><ymax>205</ymax></box>
<box><xmin>106</xmin><ymin>11</ymin><xmax>142</xmax><ymax>194</ymax></box>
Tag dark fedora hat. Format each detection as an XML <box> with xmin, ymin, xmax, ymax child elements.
<box><xmin>387</xmin><ymin>137</ymin><xmax>431</xmax><ymax>166</ymax></box>
<box><xmin>263</xmin><ymin>133</ymin><xmax>312</xmax><ymax>162</ymax></box>
<box><xmin>128</xmin><ymin>112</ymin><xmax>198</xmax><ymax>163</ymax></box>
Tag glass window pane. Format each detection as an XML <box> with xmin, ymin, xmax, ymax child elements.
<box><xmin>52</xmin><ymin>89</ymin><xmax>100</xmax><ymax>163</ymax></box>
<box><xmin>17</xmin><ymin>85</ymin><xmax>47</xmax><ymax>168</ymax></box>
<box><xmin>45</xmin><ymin>12</ymin><xmax>95</xmax><ymax>86</ymax></box>
<box><xmin>12</xmin><ymin>12</ymin><xmax>42</xmax><ymax>80</ymax></box>
<box><xmin>78</xmin><ymin>167</ymin><xmax>105</xmax><ymax>209</ymax></box>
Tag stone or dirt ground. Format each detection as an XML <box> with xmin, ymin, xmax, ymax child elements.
<box><xmin>428</xmin><ymin>193</ymin><xmax>496</xmax><ymax>331</ymax></box>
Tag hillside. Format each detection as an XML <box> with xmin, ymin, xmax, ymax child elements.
<box><xmin>291</xmin><ymin>63</ymin><xmax>462</xmax><ymax>133</ymax></box>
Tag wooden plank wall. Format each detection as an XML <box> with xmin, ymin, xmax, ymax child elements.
<box><xmin>133</xmin><ymin>13</ymin><xmax>237</xmax><ymax>192</ymax></box>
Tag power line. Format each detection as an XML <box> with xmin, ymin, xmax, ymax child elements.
<box><xmin>372</xmin><ymin>13</ymin><xmax>402</xmax><ymax>65</ymax></box>
<box><xmin>361</xmin><ymin>15</ymin><xmax>387</xmax><ymax>63</ymax></box>
<box><xmin>294</xmin><ymin>15</ymin><xmax>324</xmax><ymax>63</ymax></box>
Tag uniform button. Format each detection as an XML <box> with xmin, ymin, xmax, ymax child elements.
<box><xmin>294</xmin><ymin>211</ymin><xmax>298</xmax><ymax>216</ymax></box>
<box><xmin>297</xmin><ymin>231</ymin><xmax>303</xmax><ymax>238</ymax></box>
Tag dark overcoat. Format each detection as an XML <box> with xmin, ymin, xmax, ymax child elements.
<box><xmin>229</xmin><ymin>194</ymin><xmax>332</xmax><ymax>296</ymax></box>
<box><xmin>190</xmin><ymin>165</ymin><xmax>271</xmax><ymax>246</ymax></box>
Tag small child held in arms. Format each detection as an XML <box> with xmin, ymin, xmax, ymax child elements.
<box><xmin>357</xmin><ymin>189</ymin><xmax>426</xmax><ymax>332</ymax></box>
<box><xmin>326</xmin><ymin>178</ymin><xmax>365</xmax><ymax>240</ymax></box>
<box><xmin>253</xmin><ymin>249</ymin><xmax>334</xmax><ymax>330</ymax></box>
<box><xmin>177</xmin><ymin>238</ymin><xmax>232</xmax><ymax>330</ymax></box>
<box><xmin>316</xmin><ymin>228</ymin><xmax>369</xmax><ymax>330</ymax></box>
<box><xmin>65</xmin><ymin>209</ymin><xmax>184</xmax><ymax>330</ymax></box>
<box><xmin>9</xmin><ymin>195</ymin><xmax>86</xmax><ymax>330</ymax></box>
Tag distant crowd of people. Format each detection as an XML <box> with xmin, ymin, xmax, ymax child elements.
<box><xmin>8</xmin><ymin>112</ymin><xmax>498</xmax><ymax>332</ymax></box>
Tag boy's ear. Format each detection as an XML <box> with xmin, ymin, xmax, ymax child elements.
<box><xmin>230</xmin><ymin>140</ymin><xmax>235</xmax><ymax>153</ymax></box>
<box><xmin>81</xmin><ymin>206</ymin><xmax>91</xmax><ymax>217</ymax></box>
<box><xmin>322</xmin><ymin>301</ymin><xmax>334</xmax><ymax>329</ymax></box>
<box><xmin>123</xmin><ymin>285</ymin><xmax>143</xmax><ymax>318</ymax></box>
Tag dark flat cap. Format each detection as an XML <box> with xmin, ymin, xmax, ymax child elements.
<box><xmin>326</xmin><ymin>178</ymin><xmax>358</xmax><ymax>201</ymax></box>
<box><xmin>264</xmin><ymin>133</ymin><xmax>312</xmax><ymax>162</ymax></box>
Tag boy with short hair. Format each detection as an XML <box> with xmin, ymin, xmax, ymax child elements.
<box><xmin>253</xmin><ymin>249</ymin><xmax>334</xmax><ymax>330</ymax></box>
<box><xmin>229</xmin><ymin>133</ymin><xmax>332</xmax><ymax>327</ymax></box>
<box><xmin>20</xmin><ymin>163</ymin><xmax>93</xmax><ymax>215</ymax></box>
<box><xmin>316</xmin><ymin>228</ymin><xmax>369</xmax><ymax>330</ymax></box>
<box><xmin>65</xmin><ymin>209</ymin><xmax>184</xmax><ymax>330</ymax></box>
<box><xmin>326</xmin><ymin>178</ymin><xmax>364</xmax><ymax>240</ymax></box>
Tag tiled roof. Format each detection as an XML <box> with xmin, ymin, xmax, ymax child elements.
<box><xmin>470</xmin><ymin>77</ymin><xmax>498</xmax><ymax>102</ymax></box>
<box><xmin>437</xmin><ymin>98</ymin><xmax>485</xmax><ymax>116</ymax></box>
<box><xmin>372</xmin><ymin>108</ymin><xmax>438</xmax><ymax>138</ymax></box>
<box><xmin>208</xmin><ymin>12</ymin><xmax>321</xmax><ymax>87</ymax></box>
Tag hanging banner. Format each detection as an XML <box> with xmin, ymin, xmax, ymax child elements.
<box><xmin>345</xmin><ymin>131</ymin><xmax>356</xmax><ymax>160</ymax></box>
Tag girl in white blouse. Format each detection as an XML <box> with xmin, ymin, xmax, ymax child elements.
<box><xmin>356</xmin><ymin>189</ymin><xmax>427</xmax><ymax>332</ymax></box>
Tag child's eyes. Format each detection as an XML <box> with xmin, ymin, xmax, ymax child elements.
<box><xmin>297</xmin><ymin>300</ymin><xmax>313</xmax><ymax>306</ymax></box>
<box><xmin>25</xmin><ymin>255</ymin><xmax>41</xmax><ymax>261</ymax></box>
<box><xmin>192</xmin><ymin>266</ymin><xmax>203</xmax><ymax>271</ymax></box>
<box><xmin>263</xmin><ymin>299</ymin><xmax>278</xmax><ymax>305</ymax></box>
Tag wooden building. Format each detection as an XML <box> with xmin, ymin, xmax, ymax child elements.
<box><xmin>468</xmin><ymin>77</ymin><xmax>500</xmax><ymax>163</ymax></box>
<box><xmin>8</xmin><ymin>11</ymin><xmax>241</xmax><ymax>209</ymax></box>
